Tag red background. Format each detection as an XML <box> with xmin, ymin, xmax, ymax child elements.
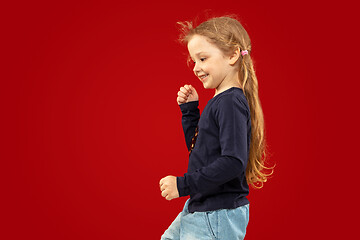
<box><xmin>1</xmin><ymin>0</ymin><xmax>359</xmax><ymax>239</ymax></box>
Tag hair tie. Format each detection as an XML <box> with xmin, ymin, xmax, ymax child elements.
<box><xmin>241</xmin><ymin>50</ymin><xmax>248</xmax><ymax>56</ymax></box>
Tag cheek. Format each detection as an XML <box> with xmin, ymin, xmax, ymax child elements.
<box><xmin>203</xmin><ymin>63</ymin><xmax>212</xmax><ymax>73</ymax></box>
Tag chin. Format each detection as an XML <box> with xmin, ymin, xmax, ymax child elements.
<box><xmin>202</xmin><ymin>82</ymin><xmax>211</xmax><ymax>89</ymax></box>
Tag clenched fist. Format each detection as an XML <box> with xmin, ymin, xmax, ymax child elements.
<box><xmin>159</xmin><ymin>176</ymin><xmax>179</xmax><ymax>201</ymax></box>
<box><xmin>177</xmin><ymin>84</ymin><xmax>199</xmax><ymax>105</ymax></box>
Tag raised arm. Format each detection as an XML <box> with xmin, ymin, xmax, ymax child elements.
<box><xmin>177</xmin><ymin>85</ymin><xmax>200</xmax><ymax>151</ymax></box>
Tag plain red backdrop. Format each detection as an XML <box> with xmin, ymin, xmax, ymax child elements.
<box><xmin>1</xmin><ymin>0</ymin><xmax>359</xmax><ymax>239</ymax></box>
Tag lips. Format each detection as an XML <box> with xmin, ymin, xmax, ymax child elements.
<box><xmin>198</xmin><ymin>74</ymin><xmax>209</xmax><ymax>82</ymax></box>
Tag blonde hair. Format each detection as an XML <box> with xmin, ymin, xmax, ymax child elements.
<box><xmin>178</xmin><ymin>16</ymin><xmax>274</xmax><ymax>188</ymax></box>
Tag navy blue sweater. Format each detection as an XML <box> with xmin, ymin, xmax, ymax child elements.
<box><xmin>177</xmin><ymin>87</ymin><xmax>251</xmax><ymax>213</ymax></box>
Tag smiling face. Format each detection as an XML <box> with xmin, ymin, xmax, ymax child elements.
<box><xmin>187</xmin><ymin>34</ymin><xmax>241</xmax><ymax>94</ymax></box>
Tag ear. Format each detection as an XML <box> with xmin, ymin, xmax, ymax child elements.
<box><xmin>229</xmin><ymin>47</ymin><xmax>241</xmax><ymax>65</ymax></box>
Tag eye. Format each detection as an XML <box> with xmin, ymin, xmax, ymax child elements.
<box><xmin>200</xmin><ymin>58</ymin><xmax>206</xmax><ymax>62</ymax></box>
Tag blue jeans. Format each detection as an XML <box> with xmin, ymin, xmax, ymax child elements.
<box><xmin>161</xmin><ymin>200</ymin><xmax>249</xmax><ymax>240</ymax></box>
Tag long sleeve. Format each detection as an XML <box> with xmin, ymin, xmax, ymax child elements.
<box><xmin>179</xmin><ymin>101</ymin><xmax>200</xmax><ymax>151</ymax></box>
<box><xmin>177</xmin><ymin>93</ymin><xmax>250</xmax><ymax>197</ymax></box>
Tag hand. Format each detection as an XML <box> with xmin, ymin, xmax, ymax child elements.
<box><xmin>177</xmin><ymin>84</ymin><xmax>199</xmax><ymax>105</ymax></box>
<box><xmin>159</xmin><ymin>176</ymin><xmax>179</xmax><ymax>201</ymax></box>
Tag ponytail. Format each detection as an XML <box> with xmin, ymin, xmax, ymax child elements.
<box><xmin>240</xmin><ymin>54</ymin><xmax>273</xmax><ymax>188</ymax></box>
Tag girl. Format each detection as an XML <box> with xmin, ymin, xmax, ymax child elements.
<box><xmin>159</xmin><ymin>16</ymin><xmax>270</xmax><ymax>240</ymax></box>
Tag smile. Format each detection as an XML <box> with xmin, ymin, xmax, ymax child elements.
<box><xmin>198</xmin><ymin>74</ymin><xmax>209</xmax><ymax>81</ymax></box>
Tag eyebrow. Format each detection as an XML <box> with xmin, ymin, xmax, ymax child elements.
<box><xmin>190</xmin><ymin>51</ymin><xmax>208</xmax><ymax>60</ymax></box>
<box><xmin>195</xmin><ymin>52</ymin><xmax>208</xmax><ymax>56</ymax></box>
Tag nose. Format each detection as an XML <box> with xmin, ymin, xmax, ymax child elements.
<box><xmin>193</xmin><ymin>62</ymin><xmax>201</xmax><ymax>75</ymax></box>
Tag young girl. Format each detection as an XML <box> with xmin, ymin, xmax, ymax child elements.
<box><xmin>159</xmin><ymin>16</ymin><xmax>270</xmax><ymax>240</ymax></box>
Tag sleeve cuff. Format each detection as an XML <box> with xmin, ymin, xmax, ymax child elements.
<box><xmin>176</xmin><ymin>176</ymin><xmax>191</xmax><ymax>197</ymax></box>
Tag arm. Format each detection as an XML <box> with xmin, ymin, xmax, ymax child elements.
<box><xmin>177</xmin><ymin>94</ymin><xmax>250</xmax><ymax>196</ymax></box>
<box><xmin>179</xmin><ymin>101</ymin><xmax>200</xmax><ymax>151</ymax></box>
<box><xmin>177</xmin><ymin>85</ymin><xmax>200</xmax><ymax>151</ymax></box>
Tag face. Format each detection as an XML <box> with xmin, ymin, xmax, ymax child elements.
<box><xmin>187</xmin><ymin>35</ymin><xmax>235</xmax><ymax>91</ymax></box>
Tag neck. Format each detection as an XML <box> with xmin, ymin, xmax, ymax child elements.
<box><xmin>214</xmin><ymin>72</ymin><xmax>242</xmax><ymax>97</ymax></box>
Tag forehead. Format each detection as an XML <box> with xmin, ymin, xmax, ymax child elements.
<box><xmin>187</xmin><ymin>35</ymin><xmax>222</xmax><ymax>57</ymax></box>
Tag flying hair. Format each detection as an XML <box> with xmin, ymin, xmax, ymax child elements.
<box><xmin>177</xmin><ymin>15</ymin><xmax>274</xmax><ymax>188</ymax></box>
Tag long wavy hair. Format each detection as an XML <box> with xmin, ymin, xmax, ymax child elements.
<box><xmin>178</xmin><ymin>16</ymin><xmax>273</xmax><ymax>188</ymax></box>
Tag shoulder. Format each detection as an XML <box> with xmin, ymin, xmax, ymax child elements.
<box><xmin>214</xmin><ymin>88</ymin><xmax>250</xmax><ymax>115</ymax></box>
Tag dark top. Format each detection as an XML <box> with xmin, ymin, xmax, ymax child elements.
<box><xmin>177</xmin><ymin>87</ymin><xmax>251</xmax><ymax>213</ymax></box>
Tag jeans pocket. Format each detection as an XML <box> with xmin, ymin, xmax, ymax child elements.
<box><xmin>204</xmin><ymin>212</ymin><xmax>217</xmax><ymax>239</ymax></box>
